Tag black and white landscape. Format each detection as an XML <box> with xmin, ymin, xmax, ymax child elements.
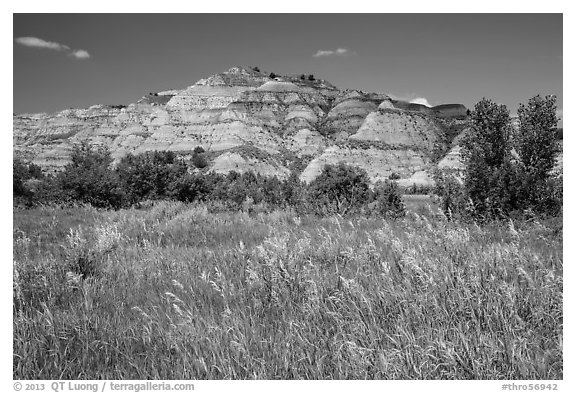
<box><xmin>13</xmin><ymin>13</ymin><xmax>563</xmax><ymax>380</ymax></box>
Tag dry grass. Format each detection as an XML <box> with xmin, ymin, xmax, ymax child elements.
<box><xmin>13</xmin><ymin>201</ymin><xmax>562</xmax><ymax>379</ymax></box>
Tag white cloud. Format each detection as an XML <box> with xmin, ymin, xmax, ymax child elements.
<box><xmin>409</xmin><ymin>97</ymin><xmax>432</xmax><ymax>107</ymax></box>
<box><xmin>313</xmin><ymin>48</ymin><xmax>354</xmax><ymax>57</ymax></box>
<box><xmin>15</xmin><ymin>36</ymin><xmax>90</xmax><ymax>60</ymax></box>
<box><xmin>70</xmin><ymin>49</ymin><xmax>91</xmax><ymax>60</ymax></box>
<box><xmin>389</xmin><ymin>93</ymin><xmax>435</xmax><ymax>107</ymax></box>
<box><xmin>15</xmin><ymin>36</ymin><xmax>70</xmax><ymax>51</ymax></box>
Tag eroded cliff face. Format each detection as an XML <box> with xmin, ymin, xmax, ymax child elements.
<box><xmin>13</xmin><ymin>66</ymin><xmax>471</xmax><ymax>185</ymax></box>
<box><xmin>299</xmin><ymin>145</ymin><xmax>430</xmax><ymax>184</ymax></box>
<box><xmin>323</xmin><ymin>91</ymin><xmax>386</xmax><ymax>139</ymax></box>
<box><xmin>350</xmin><ymin>106</ymin><xmax>443</xmax><ymax>150</ymax></box>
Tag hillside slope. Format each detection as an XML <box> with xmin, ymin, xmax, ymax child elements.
<box><xmin>14</xmin><ymin>66</ymin><xmax>471</xmax><ymax>185</ymax></box>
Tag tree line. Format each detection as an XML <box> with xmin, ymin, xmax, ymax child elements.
<box><xmin>13</xmin><ymin>145</ymin><xmax>405</xmax><ymax>218</ymax></box>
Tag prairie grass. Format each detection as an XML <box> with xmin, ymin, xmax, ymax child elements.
<box><xmin>13</xmin><ymin>201</ymin><xmax>562</xmax><ymax>379</ymax></box>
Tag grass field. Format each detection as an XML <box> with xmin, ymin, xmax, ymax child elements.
<box><xmin>13</xmin><ymin>201</ymin><xmax>563</xmax><ymax>379</ymax></box>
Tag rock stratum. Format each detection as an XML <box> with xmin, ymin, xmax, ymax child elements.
<box><xmin>14</xmin><ymin>66</ymin><xmax>473</xmax><ymax>185</ymax></box>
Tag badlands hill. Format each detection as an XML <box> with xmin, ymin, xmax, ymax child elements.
<box><xmin>13</xmin><ymin>66</ymin><xmax>471</xmax><ymax>186</ymax></box>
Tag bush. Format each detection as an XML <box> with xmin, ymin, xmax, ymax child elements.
<box><xmin>191</xmin><ymin>151</ymin><xmax>208</xmax><ymax>169</ymax></box>
<box><xmin>167</xmin><ymin>174</ymin><xmax>210</xmax><ymax>203</ymax></box>
<box><xmin>369</xmin><ymin>180</ymin><xmax>405</xmax><ymax>218</ymax></box>
<box><xmin>57</xmin><ymin>142</ymin><xmax>124</xmax><ymax>209</ymax></box>
<box><xmin>281</xmin><ymin>172</ymin><xmax>305</xmax><ymax>208</ymax></box>
<box><xmin>116</xmin><ymin>151</ymin><xmax>188</xmax><ymax>205</ymax></box>
<box><xmin>13</xmin><ymin>159</ymin><xmax>44</xmax><ymax>206</ymax></box>
<box><xmin>307</xmin><ymin>163</ymin><xmax>370</xmax><ymax>215</ymax></box>
<box><xmin>433</xmin><ymin>171</ymin><xmax>469</xmax><ymax>220</ymax></box>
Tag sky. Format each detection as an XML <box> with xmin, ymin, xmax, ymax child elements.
<box><xmin>13</xmin><ymin>13</ymin><xmax>563</xmax><ymax>122</ymax></box>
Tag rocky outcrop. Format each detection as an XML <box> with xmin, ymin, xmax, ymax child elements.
<box><xmin>350</xmin><ymin>108</ymin><xmax>443</xmax><ymax>151</ymax></box>
<box><xmin>13</xmin><ymin>65</ymin><xmax>472</xmax><ymax>182</ymax></box>
<box><xmin>210</xmin><ymin>151</ymin><xmax>291</xmax><ymax>180</ymax></box>
<box><xmin>286</xmin><ymin>129</ymin><xmax>327</xmax><ymax>156</ymax></box>
<box><xmin>229</xmin><ymin>80</ymin><xmax>330</xmax><ymax>135</ymax></box>
<box><xmin>166</xmin><ymin>66</ymin><xmax>268</xmax><ymax>112</ymax></box>
<box><xmin>299</xmin><ymin>145</ymin><xmax>430</xmax><ymax>184</ymax></box>
<box><xmin>323</xmin><ymin>91</ymin><xmax>386</xmax><ymax>139</ymax></box>
<box><xmin>437</xmin><ymin>145</ymin><xmax>465</xmax><ymax>171</ymax></box>
<box><xmin>432</xmin><ymin>104</ymin><xmax>468</xmax><ymax>119</ymax></box>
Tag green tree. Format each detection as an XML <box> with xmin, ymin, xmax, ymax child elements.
<box><xmin>191</xmin><ymin>149</ymin><xmax>208</xmax><ymax>169</ymax></box>
<box><xmin>13</xmin><ymin>159</ymin><xmax>31</xmax><ymax>199</ymax></box>
<box><xmin>516</xmin><ymin>95</ymin><xmax>558</xmax><ymax>174</ymax></box>
<box><xmin>13</xmin><ymin>159</ymin><xmax>45</xmax><ymax>205</ymax></box>
<box><xmin>167</xmin><ymin>173</ymin><xmax>209</xmax><ymax>203</ymax></box>
<box><xmin>461</xmin><ymin>98</ymin><xmax>513</xmax><ymax>217</ymax></box>
<box><xmin>307</xmin><ymin>163</ymin><xmax>370</xmax><ymax>215</ymax></box>
<box><xmin>453</xmin><ymin>95</ymin><xmax>561</xmax><ymax>219</ymax></box>
<box><xmin>116</xmin><ymin>151</ymin><xmax>188</xmax><ymax>204</ymax></box>
<box><xmin>282</xmin><ymin>172</ymin><xmax>304</xmax><ymax>208</ymax></box>
<box><xmin>433</xmin><ymin>171</ymin><xmax>468</xmax><ymax>220</ymax></box>
<box><xmin>370</xmin><ymin>180</ymin><xmax>405</xmax><ymax>218</ymax></box>
<box><xmin>514</xmin><ymin>94</ymin><xmax>561</xmax><ymax>215</ymax></box>
<box><xmin>57</xmin><ymin>142</ymin><xmax>124</xmax><ymax>209</ymax></box>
